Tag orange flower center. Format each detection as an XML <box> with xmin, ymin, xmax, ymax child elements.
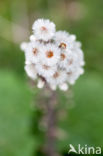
<box><xmin>53</xmin><ymin>72</ymin><xmax>59</xmax><ymax>78</ymax></box>
<box><xmin>59</xmin><ymin>42</ymin><xmax>67</xmax><ymax>49</ymax></box>
<box><xmin>61</xmin><ymin>53</ymin><xmax>66</xmax><ymax>60</ymax></box>
<box><xmin>33</xmin><ymin>48</ymin><xmax>38</xmax><ymax>55</ymax></box>
<box><xmin>46</xmin><ymin>51</ymin><xmax>54</xmax><ymax>58</ymax></box>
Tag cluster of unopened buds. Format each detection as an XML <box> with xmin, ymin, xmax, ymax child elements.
<box><xmin>21</xmin><ymin>19</ymin><xmax>85</xmax><ymax>91</ymax></box>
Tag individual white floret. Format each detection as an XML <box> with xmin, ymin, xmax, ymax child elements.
<box><xmin>20</xmin><ymin>42</ymin><xmax>34</xmax><ymax>64</ymax></box>
<box><xmin>22</xmin><ymin>42</ymin><xmax>33</xmax><ymax>65</ymax></box>
<box><xmin>73</xmin><ymin>41</ymin><xmax>82</xmax><ymax>48</ymax></box>
<box><xmin>66</xmin><ymin>52</ymin><xmax>79</xmax><ymax>72</ymax></box>
<box><xmin>55</xmin><ymin>31</ymin><xmax>76</xmax><ymax>50</ymax></box>
<box><xmin>32</xmin><ymin>19</ymin><xmax>56</xmax><ymax>41</ymax></box>
<box><xmin>24</xmin><ymin>64</ymin><xmax>37</xmax><ymax>80</ymax></box>
<box><xmin>35</xmin><ymin>63</ymin><xmax>57</xmax><ymax>78</ymax></box>
<box><xmin>59</xmin><ymin>51</ymin><xmax>78</xmax><ymax>72</ymax></box>
<box><xmin>71</xmin><ymin>41</ymin><xmax>84</xmax><ymax>66</ymax></box>
<box><xmin>24</xmin><ymin>41</ymin><xmax>42</xmax><ymax>64</ymax></box>
<box><xmin>59</xmin><ymin>49</ymin><xmax>72</xmax><ymax>69</ymax></box>
<box><xmin>67</xmin><ymin>67</ymin><xmax>84</xmax><ymax>85</ymax></box>
<box><xmin>55</xmin><ymin>31</ymin><xmax>69</xmax><ymax>41</ymax></box>
<box><xmin>40</xmin><ymin>44</ymin><xmax>60</xmax><ymax>66</ymax></box>
<box><xmin>74</xmin><ymin>48</ymin><xmax>85</xmax><ymax>66</ymax></box>
<box><xmin>47</xmin><ymin>70</ymin><xmax>67</xmax><ymax>86</ymax></box>
<box><xmin>59</xmin><ymin>83</ymin><xmax>68</xmax><ymax>91</ymax></box>
<box><xmin>31</xmin><ymin>41</ymin><xmax>43</xmax><ymax>64</ymax></box>
<box><xmin>37</xmin><ymin>79</ymin><xmax>45</xmax><ymax>88</ymax></box>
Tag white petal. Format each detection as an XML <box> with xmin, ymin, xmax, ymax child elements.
<box><xmin>37</xmin><ymin>79</ymin><xmax>45</xmax><ymax>88</ymax></box>
<box><xmin>30</xmin><ymin>35</ymin><xmax>36</xmax><ymax>42</ymax></box>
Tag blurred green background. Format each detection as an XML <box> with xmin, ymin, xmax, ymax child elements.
<box><xmin>0</xmin><ymin>0</ymin><xmax>103</xmax><ymax>155</ymax></box>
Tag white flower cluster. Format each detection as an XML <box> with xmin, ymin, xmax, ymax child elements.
<box><xmin>21</xmin><ymin>19</ymin><xmax>85</xmax><ymax>91</ymax></box>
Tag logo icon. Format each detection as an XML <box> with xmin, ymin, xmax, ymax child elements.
<box><xmin>68</xmin><ymin>144</ymin><xmax>77</xmax><ymax>154</ymax></box>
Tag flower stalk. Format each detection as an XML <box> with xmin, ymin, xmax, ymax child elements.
<box><xmin>45</xmin><ymin>85</ymin><xmax>58</xmax><ymax>156</ymax></box>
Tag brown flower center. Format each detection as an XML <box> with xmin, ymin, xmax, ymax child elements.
<box><xmin>59</xmin><ymin>42</ymin><xmax>67</xmax><ymax>49</ymax></box>
<box><xmin>53</xmin><ymin>72</ymin><xmax>59</xmax><ymax>78</ymax></box>
<box><xmin>61</xmin><ymin>53</ymin><xmax>66</xmax><ymax>60</ymax></box>
<box><xmin>33</xmin><ymin>48</ymin><xmax>38</xmax><ymax>55</ymax></box>
<box><xmin>46</xmin><ymin>51</ymin><xmax>54</xmax><ymax>58</ymax></box>
<box><xmin>43</xmin><ymin>65</ymin><xmax>50</xmax><ymax>70</ymax></box>
<box><xmin>41</xmin><ymin>26</ymin><xmax>47</xmax><ymax>31</ymax></box>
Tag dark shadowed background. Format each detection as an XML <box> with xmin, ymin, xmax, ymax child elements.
<box><xmin>0</xmin><ymin>0</ymin><xmax>103</xmax><ymax>155</ymax></box>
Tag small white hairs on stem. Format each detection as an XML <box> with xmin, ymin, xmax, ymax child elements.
<box><xmin>20</xmin><ymin>18</ymin><xmax>85</xmax><ymax>91</ymax></box>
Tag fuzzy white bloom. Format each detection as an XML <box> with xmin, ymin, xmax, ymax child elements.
<box><xmin>47</xmin><ymin>70</ymin><xmax>68</xmax><ymax>86</ymax></box>
<box><xmin>35</xmin><ymin>63</ymin><xmax>57</xmax><ymax>78</ymax></box>
<box><xmin>32</xmin><ymin>19</ymin><xmax>55</xmax><ymax>41</ymax></box>
<box><xmin>67</xmin><ymin>67</ymin><xmax>84</xmax><ymax>85</ymax></box>
<box><xmin>55</xmin><ymin>31</ymin><xmax>76</xmax><ymax>50</ymax></box>
<box><xmin>40</xmin><ymin>44</ymin><xmax>60</xmax><ymax>66</ymax></box>
<box><xmin>22</xmin><ymin>42</ymin><xmax>33</xmax><ymax>65</ymax></box>
<box><xmin>21</xmin><ymin>18</ymin><xmax>85</xmax><ymax>91</ymax></box>
<box><xmin>23</xmin><ymin>41</ymin><xmax>42</xmax><ymax>64</ymax></box>
<box><xmin>59</xmin><ymin>49</ymin><xmax>72</xmax><ymax>69</ymax></box>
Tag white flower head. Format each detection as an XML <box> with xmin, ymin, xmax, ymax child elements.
<box><xmin>21</xmin><ymin>18</ymin><xmax>85</xmax><ymax>91</ymax></box>
<box><xmin>32</xmin><ymin>19</ymin><xmax>56</xmax><ymax>41</ymax></box>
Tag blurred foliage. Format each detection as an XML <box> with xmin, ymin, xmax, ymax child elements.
<box><xmin>58</xmin><ymin>72</ymin><xmax>103</xmax><ymax>153</ymax></box>
<box><xmin>0</xmin><ymin>71</ymin><xmax>34</xmax><ymax>156</ymax></box>
<box><xmin>0</xmin><ymin>0</ymin><xmax>103</xmax><ymax>155</ymax></box>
